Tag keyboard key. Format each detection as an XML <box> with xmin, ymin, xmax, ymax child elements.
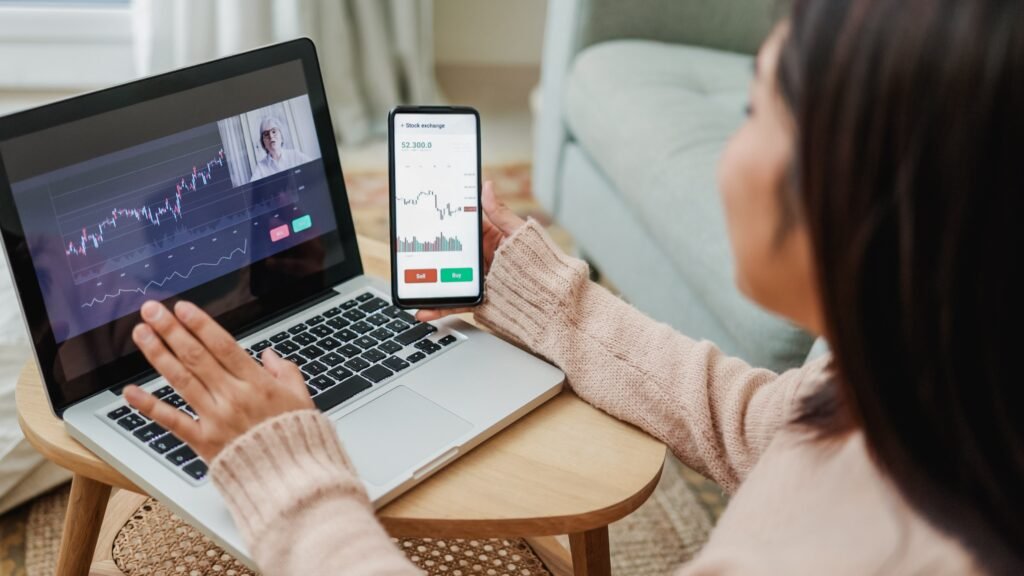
<box><xmin>167</xmin><ymin>445</ymin><xmax>197</xmax><ymax>466</ymax></box>
<box><xmin>385</xmin><ymin>320</ymin><xmax>411</xmax><ymax>333</ymax></box>
<box><xmin>310</xmin><ymin>375</ymin><xmax>334</xmax><ymax>391</ymax></box>
<box><xmin>327</xmin><ymin>366</ymin><xmax>353</xmax><ymax>381</ymax></box>
<box><xmin>350</xmin><ymin>321</ymin><xmax>374</xmax><ymax>334</ymax></box>
<box><xmin>310</xmin><ymin>325</ymin><xmax>332</xmax><ymax>339</ymax></box>
<box><xmin>251</xmin><ymin>340</ymin><xmax>273</xmax><ymax>352</ymax></box>
<box><xmin>307</xmin><ymin>315</ymin><xmax>325</xmax><ymax>326</ymax></box>
<box><xmin>183</xmin><ymin>459</ymin><xmax>208</xmax><ymax>480</ymax></box>
<box><xmin>381</xmin><ymin>305</ymin><xmax>401</xmax><ymax>318</ymax></box>
<box><xmin>313</xmin><ymin>375</ymin><xmax>372</xmax><ymax>412</ymax></box>
<box><xmin>359</xmin><ymin>298</ymin><xmax>389</xmax><ymax>313</ymax></box>
<box><xmin>275</xmin><ymin>340</ymin><xmax>299</xmax><ymax>354</ymax></box>
<box><xmin>285</xmin><ymin>354</ymin><xmax>308</xmax><ymax>367</ymax></box>
<box><xmin>165</xmin><ymin>394</ymin><xmax>187</xmax><ymax>408</ymax></box>
<box><xmin>340</xmin><ymin>299</ymin><xmax>359</xmax><ymax>310</ymax></box>
<box><xmin>293</xmin><ymin>332</ymin><xmax>317</xmax><ymax>346</ymax></box>
<box><xmin>355</xmin><ymin>292</ymin><xmax>375</xmax><ymax>302</ymax></box>
<box><xmin>153</xmin><ymin>386</ymin><xmax>175</xmax><ymax>399</ymax></box>
<box><xmin>317</xmin><ymin>336</ymin><xmax>341</xmax><ymax>351</ymax></box>
<box><xmin>361</xmin><ymin>364</ymin><xmax>393</xmax><ymax>383</ymax></box>
<box><xmin>107</xmin><ymin>406</ymin><xmax>131</xmax><ymax>420</ymax></box>
<box><xmin>343</xmin><ymin>309</ymin><xmax>367</xmax><ymax>322</ymax></box>
<box><xmin>395</xmin><ymin>322</ymin><xmax>437</xmax><ymax>346</ymax></box>
<box><xmin>439</xmin><ymin>334</ymin><xmax>458</xmax><ymax>346</ymax></box>
<box><xmin>422</xmin><ymin>342</ymin><xmax>442</xmax><ymax>355</ymax></box>
<box><xmin>321</xmin><ymin>352</ymin><xmax>345</xmax><ymax>367</ymax></box>
<box><xmin>361</xmin><ymin>349</ymin><xmax>387</xmax><ymax>363</ymax></box>
<box><xmin>133</xmin><ymin>422</ymin><xmax>166</xmax><ymax>442</ymax></box>
<box><xmin>378</xmin><ymin>340</ymin><xmax>403</xmax><ymax>354</ymax></box>
<box><xmin>335</xmin><ymin>328</ymin><xmax>358</xmax><ymax>342</ymax></box>
<box><xmin>339</xmin><ymin>344</ymin><xmax>362</xmax><ymax>358</ymax></box>
<box><xmin>382</xmin><ymin>356</ymin><xmax>410</xmax><ymax>372</ymax></box>
<box><xmin>397</xmin><ymin>311</ymin><xmax>417</xmax><ymax>324</ymax></box>
<box><xmin>270</xmin><ymin>331</ymin><xmax>290</xmax><ymax>343</ymax></box>
<box><xmin>327</xmin><ymin>317</ymin><xmax>350</xmax><ymax>331</ymax></box>
<box><xmin>369</xmin><ymin>328</ymin><xmax>394</xmax><ymax>341</ymax></box>
<box><xmin>307</xmin><ymin>385</ymin><xmax>318</xmax><ymax>397</ymax></box>
<box><xmin>406</xmin><ymin>351</ymin><xmax>426</xmax><ymax>363</ymax></box>
<box><xmin>323</xmin><ymin>307</ymin><xmax>344</xmax><ymax>318</ymax></box>
<box><xmin>344</xmin><ymin>357</ymin><xmax>371</xmax><ymax>371</ymax></box>
<box><xmin>288</xmin><ymin>323</ymin><xmax>308</xmax><ymax>335</ymax></box>
<box><xmin>353</xmin><ymin>336</ymin><xmax>378</xmax><ymax>349</ymax></box>
<box><xmin>299</xmin><ymin>345</ymin><xmax>325</xmax><ymax>359</ymax></box>
<box><xmin>302</xmin><ymin>361</ymin><xmax>328</xmax><ymax>376</ymax></box>
<box><xmin>149</xmin><ymin>434</ymin><xmax>182</xmax><ymax>454</ymax></box>
<box><xmin>366</xmin><ymin>314</ymin><xmax>390</xmax><ymax>327</ymax></box>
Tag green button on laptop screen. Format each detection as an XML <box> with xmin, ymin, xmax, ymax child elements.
<box><xmin>292</xmin><ymin>214</ymin><xmax>312</xmax><ymax>232</ymax></box>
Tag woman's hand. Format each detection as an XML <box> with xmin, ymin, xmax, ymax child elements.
<box><xmin>415</xmin><ymin>180</ymin><xmax>526</xmax><ymax>322</ymax></box>
<box><xmin>124</xmin><ymin>300</ymin><xmax>314</xmax><ymax>463</ymax></box>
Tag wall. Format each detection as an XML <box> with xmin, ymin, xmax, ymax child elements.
<box><xmin>433</xmin><ymin>0</ymin><xmax>547</xmax><ymax>108</ymax></box>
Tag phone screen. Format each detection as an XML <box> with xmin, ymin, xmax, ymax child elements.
<box><xmin>391</xmin><ymin>110</ymin><xmax>482</xmax><ymax>306</ymax></box>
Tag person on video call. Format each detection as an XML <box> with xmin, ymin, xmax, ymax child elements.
<box><xmin>249</xmin><ymin>115</ymin><xmax>311</xmax><ymax>182</ymax></box>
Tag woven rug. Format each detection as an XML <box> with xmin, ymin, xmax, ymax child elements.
<box><xmin>0</xmin><ymin>164</ymin><xmax>727</xmax><ymax>574</ymax></box>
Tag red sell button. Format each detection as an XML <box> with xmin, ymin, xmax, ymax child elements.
<box><xmin>404</xmin><ymin>268</ymin><xmax>438</xmax><ymax>283</ymax></box>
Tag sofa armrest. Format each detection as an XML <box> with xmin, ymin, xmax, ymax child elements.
<box><xmin>533</xmin><ymin>0</ymin><xmax>776</xmax><ymax>218</ymax></box>
<box><xmin>577</xmin><ymin>0</ymin><xmax>776</xmax><ymax>56</ymax></box>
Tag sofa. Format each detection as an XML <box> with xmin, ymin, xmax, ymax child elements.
<box><xmin>533</xmin><ymin>0</ymin><xmax>819</xmax><ymax>372</ymax></box>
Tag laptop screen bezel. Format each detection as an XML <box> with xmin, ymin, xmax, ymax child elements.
<box><xmin>0</xmin><ymin>39</ymin><xmax>363</xmax><ymax>417</ymax></box>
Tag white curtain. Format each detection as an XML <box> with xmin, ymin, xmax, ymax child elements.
<box><xmin>132</xmin><ymin>0</ymin><xmax>439</xmax><ymax>144</ymax></box>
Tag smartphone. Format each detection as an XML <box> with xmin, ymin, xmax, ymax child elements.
<box><xmin>389</xmin><ymin>105</ymin><xmax>484</xmax><ymax>309</ymax></box>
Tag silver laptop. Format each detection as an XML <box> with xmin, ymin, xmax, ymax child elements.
<box><xmin>0</xmin><ymin>39</ymin><xmax>563</xmax><ymax>566</ymax></box>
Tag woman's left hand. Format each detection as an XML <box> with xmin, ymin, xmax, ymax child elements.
<box><xmin>123</xmin><ymin>300</ymin><xmax>314</xmax><ymax>463</ymax></box>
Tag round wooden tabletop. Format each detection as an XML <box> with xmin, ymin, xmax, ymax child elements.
<box><xmin>16</xmin><ymin>235</ymin><xmax>666</xmax><ymax>538</ymax></box>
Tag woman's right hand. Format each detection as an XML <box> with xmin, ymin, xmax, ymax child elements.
<box><xmin>415</xmin><ymin>180</ymin><xmax>525</xmax><ymax>322</ymax></box>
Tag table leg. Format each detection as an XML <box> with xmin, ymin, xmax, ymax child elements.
<box><xmin>569</xmin><ymin>526</ymin><xmax>611</xmax><ymax>576</ymax></box>
<box><xmin>56</xmin><ymin>473</ymin><xmax>112</xmax><ymax>576</ymax></box>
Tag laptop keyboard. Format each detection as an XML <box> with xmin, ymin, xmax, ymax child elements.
<box><xmin>99</xmin><ymin>289</ymin><xmax>462</xmax><ymax>484</ymax></box>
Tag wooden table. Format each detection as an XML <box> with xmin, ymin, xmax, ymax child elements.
<box><xmin>16</xmin><ymin>235</ymin><xmax>667</xmax><ymax>576</ymax></box>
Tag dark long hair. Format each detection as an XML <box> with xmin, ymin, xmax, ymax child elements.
<box><xmin>778</xmin><ymin>0</ymin><xmax>1024</xmax><ymax>571</ymax></box>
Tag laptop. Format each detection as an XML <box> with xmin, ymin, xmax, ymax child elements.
<box><xmin>0</xmin><ymin>39</ymin><xmax>563</xmax><ymax>565</ymax></box>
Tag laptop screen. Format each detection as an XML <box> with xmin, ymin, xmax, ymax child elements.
<box><xmin>0</xmin><ymin>41</ymin><xmax>362</xmax><ymax>413</ymax></box>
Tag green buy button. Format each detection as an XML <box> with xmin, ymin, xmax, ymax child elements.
<box><xmin>291</xmin><ymin>214</ymin><xmax>312</xmax><ymax>233</ymax></box>
<box><xmin>441</xmin><ymin>268</ymin><xmax>473</xmax><ymax>282</ymax></box>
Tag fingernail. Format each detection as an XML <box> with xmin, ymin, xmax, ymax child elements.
<box><xmin>262</xmin><ymin>348</ymin><xmax>278</xmax><ymax>359</ymax></box>
<box><xmin>141</xmin><ymin>301</ymin><xmax>162</xmax><ymax>321</ymax></box>
<box><xmin>124</xmin><ymin>385</ymin><xmax>142</xmax><ymax>404</ymax></box>
<box><xmin>175</xmin><ymin>301</ymin><xmax>196</xmax><ymax>321</ymax></box>
<box><xmin>133</xmin><ymin>324</ymin><xmax>153</xmax><ymax>343</ymax></box>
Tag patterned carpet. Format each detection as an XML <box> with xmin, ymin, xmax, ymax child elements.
<box><xmin>0</xmin><ymin>164</ymin><xmax>727</xmax><ymax>574</ymax></box>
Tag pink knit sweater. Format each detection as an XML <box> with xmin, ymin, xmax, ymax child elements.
<box><xmin>211</xmin><ymin>220</ymin><xmax>979</xmax><ymax>575</ymax></box>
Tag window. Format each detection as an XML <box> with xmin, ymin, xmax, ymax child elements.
<box><xmin>0</xmin><ymin>0</ymin><xmax>134</xmax><ymax>94</ymax></box>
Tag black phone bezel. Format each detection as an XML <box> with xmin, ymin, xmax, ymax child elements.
<box><xmin>0</xmin><ymin>39</ymin><xmax>363</xmax><ymax>416</ymax></box>
<box><xmin>388</xmin><ymin>105</ymin><xmax>484</xmax><ymax>309</ymax></box>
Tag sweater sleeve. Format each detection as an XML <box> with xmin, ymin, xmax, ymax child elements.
<box><xmin>476</xmin><ymin>219</ymin><xmax>827</xmax><ymax>493</ymax></box>
<box><xmin>211</xmin><ymin>410</ymin><xmax>420</xmax><ymax>576</ymax></box>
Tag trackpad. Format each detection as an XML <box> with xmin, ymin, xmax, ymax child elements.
<box><xmin>335</xmin><ymin>386</ymin><xmax>472</xmax><ymax>486</ymax></box>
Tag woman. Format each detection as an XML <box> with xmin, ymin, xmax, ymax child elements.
<box><xmin>125</xmin><ymin>0</ymin><xmax>1023</xmax><ymax>573</ymax></box>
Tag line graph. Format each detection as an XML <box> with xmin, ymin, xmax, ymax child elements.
<box><xmin>396</xmin><ymin>189</ymin><xmax>476</xmax><ymax>221</ymax></box>
<box><xmin>65</xmin><ymin>149</ymin><xmax>226</xmax><ymax>257</ymax></box>
<box><xmin>80</xmin><ymin>238</ymin><xmax>248</xmax><ymax>308</ymax></box>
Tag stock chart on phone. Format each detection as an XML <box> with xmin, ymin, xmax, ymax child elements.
<box><xmin>392</xmin><ymin>113</ymin><xmax>480</xmax><ymax>300</ymax></box>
